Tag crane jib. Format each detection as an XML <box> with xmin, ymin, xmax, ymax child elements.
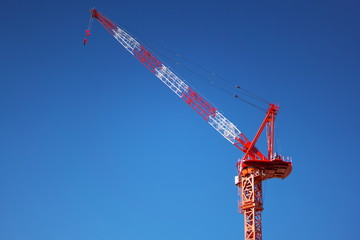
<box><xmin>89</xmin><ymin>8</ymin><xmax>267</xmax><ymax>158</ymax></box>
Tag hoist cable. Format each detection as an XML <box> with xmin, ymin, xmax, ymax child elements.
<box><xmin>133</xmin><ymin>34</ymin><xmax>270</xmax><ymax>105</ymax></box>
<box><xmin>110</xmin><ymin>22</ymin><xmax>268</xmax><ymax>111</ymax></box>
<box><xmin>148</xmin><ymin>47</ymin><xmax>267</xmax><ymax>111</ymax></box>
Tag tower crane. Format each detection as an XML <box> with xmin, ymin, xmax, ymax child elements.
<box><xmin>84</xmin><ymin>8</ymin><xmax>292</xmax><ymax>240</ymax></box>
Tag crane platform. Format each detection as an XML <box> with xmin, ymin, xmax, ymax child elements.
<box><xmin>240</xmin><ymin>158</ymin><xmax>292</xmax><ymax>179</ymax></box>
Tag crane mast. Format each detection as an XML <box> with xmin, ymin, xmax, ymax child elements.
<box><xmin>86</xmin><ymin>8</ymin><xmax>292</xmax><ymax>240</ymax></box>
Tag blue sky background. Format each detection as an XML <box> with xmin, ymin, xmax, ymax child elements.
<box><xmin>1</xmin><ymin>0</ymin><xmax>359</xmax><ymax>239</ymax></box>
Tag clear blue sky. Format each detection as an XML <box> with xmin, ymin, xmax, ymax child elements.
<box><xmin>1</xmin><ymin>0</ymin><xmax>359</xmax><ymax>239</ymax></box>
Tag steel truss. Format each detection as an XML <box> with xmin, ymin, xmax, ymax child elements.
<box><xmin>238</xmin><ymin>168</ymin><xmax>264</xmax><ymax>240</ymax></box>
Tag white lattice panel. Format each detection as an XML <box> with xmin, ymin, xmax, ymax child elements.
<box><xmin>208</xmin><ymin>111</ymin><xmax>241</xmax><ymax>144</ymax></box>
<box><xmin>113</xmin><ymin>28</ymin><xmax>140</xmax><ymax>54</ymax></box>
<box><xmin>155</xmin><ymin>65</ymin><xmax>189</xmax><ymax>97</ymax></box>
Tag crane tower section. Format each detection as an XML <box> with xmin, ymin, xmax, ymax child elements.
<box><xmin>86</xmin><ymin>8</ymin><xmax>292</xmax><ymax>240</ymax></box>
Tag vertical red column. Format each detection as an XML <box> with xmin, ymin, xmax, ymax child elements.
<box><xmin>237</xmin><ymin>168</ymin><xmax>263</xmax><ymax>240</ymax></box>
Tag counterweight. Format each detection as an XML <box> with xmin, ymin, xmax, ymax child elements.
<box><xmin>85</xmin><ymin>8</ymin><xmax>292</xmax><ymax>240</ymax></box>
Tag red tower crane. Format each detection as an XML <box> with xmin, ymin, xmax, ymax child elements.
<box><xmin>85</xmin><ymin>8</ymin><xmax>292</xmax><ymax>240</ymax></box>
